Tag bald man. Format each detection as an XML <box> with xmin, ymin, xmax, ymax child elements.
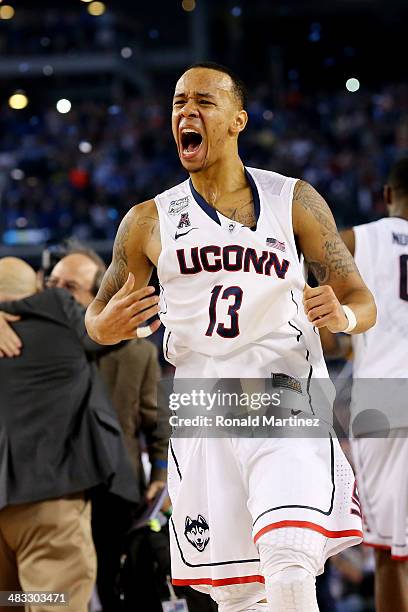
<box><xmin>47</xmin><ymin>250</ymin><xmax>168</xmax><ymax>611</ymax></box>
<box><xmin>0</xmin><ymin>257</ymin><xmax>139</xmax><ymax>612</ymax></box>
<box><xmin>0</xmin><ymin>257</ymin><xmax>37</xmax><ymax>300</ymax></box>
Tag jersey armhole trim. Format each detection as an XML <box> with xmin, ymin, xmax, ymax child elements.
<box><xmin>154</xmin><ymin>195</ymin><xmax>167</xmax><ymax>277</ymax></box>
<box><xmin>288</xmin><ymin>178</ymin><xmax>305</xmax><ymax>279</ymax></box>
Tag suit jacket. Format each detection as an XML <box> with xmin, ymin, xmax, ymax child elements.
<box><xmin>0</xmin><ymin>288</ymin><xmax>139</xmax><ymax>509</ymax></box>
<box><xmin>98</xmin><ymin>339</ymin><xmax>168</xmax><ymax>489</ymax></box>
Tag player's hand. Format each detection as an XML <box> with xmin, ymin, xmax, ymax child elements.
<box><xmin>303</xmin><ymin>284</ymin><xmax>348</xmax><ymax>333</ymax></box>
<box><xmin>90</xmin><ymin>273</ymin><xmax>161</xmax><ymax>344</ymax></box>
<box><xmin>0</xmin><ymin>311</ymin><xmax>22</xmax><ymax>358</ymax></box>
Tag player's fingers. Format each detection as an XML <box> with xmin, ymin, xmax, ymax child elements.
<box><xmin>114</xmin><ymin>272</ymin><xmax>135</xmax><ymax>298</ymax></box>
<box><xmin>136</xmin><ymin>325</ymin><xmax>153</xmax><ymax>338</ymax></box>
<box><xmin>303</xmin><ymin>294</ymin><xmax>328</xmax><ymax>312</ymax></box>
<box><xmin>303</xmin><ymin>284</ymin><xmax>325</xmax><ymax>302</ymax></box>
<box><xmin>126</xmin><ymin>295</ymin><xmax>160</xmax><ymax>315</ymax></box>
<box><xmin>149</xmin><ymin>318</ymin><xmax>161</xmax><ymax>334</ymax></box>
<box><xmin>136</xmin><ymin>319</ymin><xmax>162</xmax><ymax>338</ymax></box>
<box><xmin>121</xmin><ymin>286</ymin><xmax>156</xmax><ymax>307</ymax></box>
<box><xmin>129</xmin><ymin>303</ymin><xmax>160</xmax><ymax>326</ymax></box>
<box><xmin>307</xmin><ymin>304</ymin><xmax>333</xmax><ymax>323</ymax></box>
<box><xmin>312</xmin><ymin>314</ymin><xmax>335</xmax><ymax>329</ymax></box>
<box><xmin>123</xmin><ymin>317</ymin><xmax>161</xmax><ymax>341</ymax></box>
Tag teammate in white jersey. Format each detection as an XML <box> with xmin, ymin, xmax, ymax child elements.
<box><xmin>85</xmin><ymin>63</ymin><xmax>376</xmax><ymax>611</ymax></box>
<box><xmin>321</xmin><ymin>158</ymin><xmax>408</xmax><ymax>612</ymax></box>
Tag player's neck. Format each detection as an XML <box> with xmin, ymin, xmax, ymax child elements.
<box><xmin>189</xmin><ymin>156</ymin><xmax>247</xmax><ymax>207</ymax></box>
<box><xmin>390</xmin><ymin>202</ymin><xmax>408</xmax><ymax>221</ymax></box>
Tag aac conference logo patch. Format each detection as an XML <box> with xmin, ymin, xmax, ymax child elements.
<box><xmin>169</xmin><ymin>196</ymin><xmax>190</xmax><ymax>216</ymax></box>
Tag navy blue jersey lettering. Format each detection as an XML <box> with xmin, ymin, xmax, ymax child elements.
<box><xmin>177</xmin><ymin>246</ymin><xmax>290</xmax><ymax>279</ymax></box>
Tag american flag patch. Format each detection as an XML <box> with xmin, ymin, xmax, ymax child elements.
<box><xmin>266</xmin><ymin>237</ymin><xmax>286</xmax><ymax>252</ymax></box>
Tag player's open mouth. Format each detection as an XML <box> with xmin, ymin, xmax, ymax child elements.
<box><xmin>180</xmin><ymin>128</ymin><xmax>203</xmax><ymax>159</ymax></box>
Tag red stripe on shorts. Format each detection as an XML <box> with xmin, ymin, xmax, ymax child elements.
<box><xmin>253</xmin><ymin>520</ymin><xmax>363</xmax><ymax>543</ymax></box>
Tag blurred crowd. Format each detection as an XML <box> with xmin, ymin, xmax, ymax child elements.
<box><xmin>1</xmin><ymin>83</ymin><xmax>407</xmax><ymax>245</ymax></box>
<box><xmin>0</xmin><ymin>8</ymin><xmax>132</xmax><ymax>55</ymax></box>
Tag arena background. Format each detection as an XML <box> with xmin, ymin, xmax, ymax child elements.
<box><xmin>0</xmin><ymin>2</ymin><xmax>407</xmax><ymax>609</ymax></box>
<box><xmin>0</xmin><ymin>0</ymin><xmax>407</xmax><ymax>266</ymax></box>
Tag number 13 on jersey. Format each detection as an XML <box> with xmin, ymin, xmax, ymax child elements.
<box><xmin>205</xmin><ymin>285</ymin><xmax>243</xmax><ymax>338</ymax></box>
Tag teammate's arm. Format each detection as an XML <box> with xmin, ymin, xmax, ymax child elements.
<box><xmin>85</xmin><ymin>200</ymin><xmax>160</xmax><ymax>344</ymax></box>
<box><xmin>292</xmin><ymin>180</ymin><xmax>376</xmax><ymax>334</ymax></box>
<box><xmin>340</xmin><ymin>228</ymin><xmax>355</xmax><ymax>256</ymax></box>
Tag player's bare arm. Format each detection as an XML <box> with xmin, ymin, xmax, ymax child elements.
<box><xmin>292</xmin><ymin>180</ymin><xmax>376</xmax><ymax>334</ymax></box>
<box><xmin>319</xmin><ymin>227</ymin><xmax>356</xmax><ymax>357</ymax></box>
<box><xmin>85</xmin><ymin>199</ymin><xmax>161</xmax><ymax>344</ymax></box>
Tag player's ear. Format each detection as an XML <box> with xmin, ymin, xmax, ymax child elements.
<box><xmin>231</xmin><ymin>110</ymin><xmax>248</xmax><ymax>135</ymax></box>
<box><xmin>383</xmin><ymin>184</ymin><xmax>392</xmax><ymax>206</ymax></box>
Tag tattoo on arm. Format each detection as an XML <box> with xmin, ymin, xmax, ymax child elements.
<box><xmin>95</xmin><ymin>213</ymin><xmax>132</xmax><ymax>304</ymax></box>
<box><xmin>135</xmin><ymin>215</ymin><xmax>159</xmax><ymax>238</ymax></box>
<box><xmin>294</xmin><ymin>180</ymin><xmax>357</xmax><ymax>283</ymax></box>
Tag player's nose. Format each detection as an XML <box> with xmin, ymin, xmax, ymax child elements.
<box><xmin>180</xmin><ymin>100</ymin><xmax>199</xmax><ymax>117</ymax></box>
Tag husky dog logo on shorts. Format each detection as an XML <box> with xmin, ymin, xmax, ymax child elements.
<box><xmin>184</xmin><ymin>515</ymin><xmax>210</xmax><ymax>552</ymax></box>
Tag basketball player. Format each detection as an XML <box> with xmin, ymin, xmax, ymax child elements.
<box><xmin>85</xmin><ymin>63</ymin><xmax>376</xmax><ymax>611</ymax></box>
<box><xmin>321</xmin><ymin>158</ymin><xmax>408</xmax><ymax>612</ymax></box>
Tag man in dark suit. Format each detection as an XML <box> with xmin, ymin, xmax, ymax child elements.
<box><xmin>48</xmin><ymin>249</ymin><xmax>168</xmax><ymax>611</ymax></box>
<box><xmin>0</xmin><ymin>257</ymin><xmax>140</xmax><ymax>612</ymax></box>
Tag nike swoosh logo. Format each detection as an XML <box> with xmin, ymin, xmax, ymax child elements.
<box><xmin>174</xmin><ymin>227</ymin><xmax>198</xmax><ymax>240</ymax></box>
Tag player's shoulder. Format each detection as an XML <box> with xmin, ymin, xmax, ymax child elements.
<box><xmin>129</xmin><ymin>198</ymin><xmax>158</xmax><ymax>217</ymax></box>
<box><xmin>354</xmin><ymin>216</ymin><xmax>399</xmax><ymax>235</ymax></box>
<box><xmin>122</xmin><ymin>199</ymin><xmax>159</xmax><ymax>232</ymax></box>
<box><xmin>246</xmin><ymin>166</ymin><xmax>296</xmax><ymax>193</ymax></box>
<box><xmin>152</xmin><ymin>178</ymin><xmax>191</xmax><ymax>215</ymax></box>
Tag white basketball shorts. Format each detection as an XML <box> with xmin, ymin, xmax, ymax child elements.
<box><xmin>352</xmin><ymin>431</ymin><xmax>408</xmax><ymax>560</ymax></box>
<box><xmin>168</xmin><ymin>434</ymin><xmax>363</xmax><ymax>591</ymax></box>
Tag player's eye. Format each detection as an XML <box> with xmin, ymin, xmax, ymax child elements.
<box><xmin>173</xmin><ymin>100</ymin><xmax>185</xmax><ymax>106</ymax></box>
<box><xmin>199</xmin><ymin>100</ymin><xmax>213</xmax><ymax>105</ymax></box>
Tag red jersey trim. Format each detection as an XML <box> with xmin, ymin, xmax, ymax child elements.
<box><xmin>253</xmin><ymin>520</ymin><xmax>363</xmax><ymax>544</ymax></box>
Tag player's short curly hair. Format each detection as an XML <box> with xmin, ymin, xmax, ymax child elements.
<box><xmin>185</xmin><ymin>61</ymin><xmax>248</xmax><ymax>110</ymax></box>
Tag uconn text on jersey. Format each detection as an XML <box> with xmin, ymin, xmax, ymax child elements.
<box><xmin>176</xmin><ymin>245</ymin><xmax>290</xmax><ymax>279</ymax></box>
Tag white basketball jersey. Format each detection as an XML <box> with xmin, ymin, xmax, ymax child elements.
<box><xmin>154</xmin><ymin>167</ymin><xmax>329</xmax><ymax>383</ymax></box>
<box><xmin>352</xmin><ymin>217</ymin><xmax>408</xmax><ymax>378</ymax></box>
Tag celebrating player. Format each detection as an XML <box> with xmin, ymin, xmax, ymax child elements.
<box><xmin>86</xmin><ymin>63</ymin><xmax>376</xmax><ymax>611</ymax></box>
<box><xmin>321</xmin><ymin>157</ymin><xmax>408</xmax><ymax>612</ymax></box>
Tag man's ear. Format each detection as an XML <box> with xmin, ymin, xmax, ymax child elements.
<box><xmin>36</xmin><ymin>270</ymin><xmax>45</xmax><ymax>292</ymax></box>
